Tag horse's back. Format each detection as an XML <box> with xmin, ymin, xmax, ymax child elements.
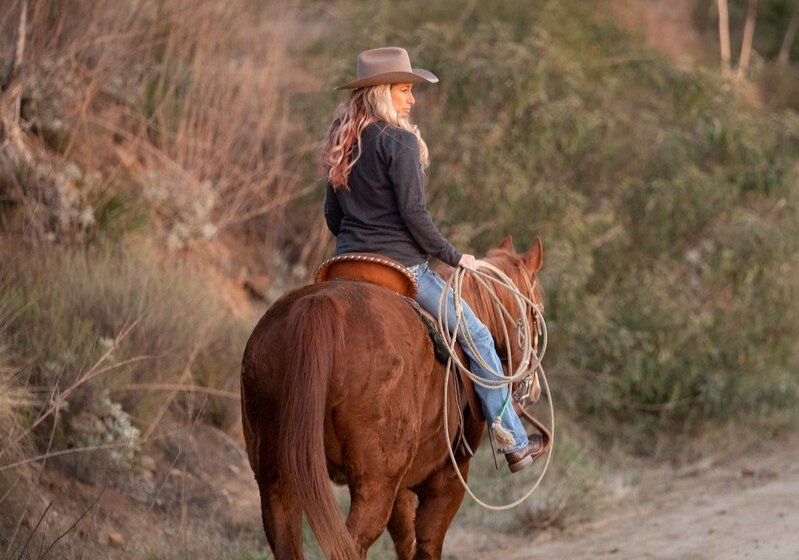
<box><xmin>242</xmin><ymin>281</ymin><xmax>428</xmax><ymax>385</ymax></box>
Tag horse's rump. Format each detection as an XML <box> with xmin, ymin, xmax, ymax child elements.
<box><xmin>241</xmin><ymin>282</ymin><xmax>464</xmax><ymax>554</ymax></box>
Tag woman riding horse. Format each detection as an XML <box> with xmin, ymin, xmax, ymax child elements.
<box><xmin>321</xmin><ymin>47</ymin><xmax>544</xmax><ymax>470</ymax></box>
<box><xmin>241</xmin><ymin>47</ymin><xmax>548</xmax><ymax>559</ymax></box>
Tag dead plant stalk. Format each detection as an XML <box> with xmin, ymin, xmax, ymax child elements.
<box><xmin>0</xmin><ymin>321</ymin><xmax>146</xmax><ymax>464</ymax></box>
<box><xmin>140</xmin><ymin>330</ymin><xmax>207</xmax><ymax>442</ymax></box>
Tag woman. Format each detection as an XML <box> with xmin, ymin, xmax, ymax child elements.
<box><xmin>321</xmin><ymin>47</ymin><xmax>542</xmax><ymax>472</ymax></box>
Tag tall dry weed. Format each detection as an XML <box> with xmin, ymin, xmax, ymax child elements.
<box><xmin>0</xmin><ymin>319</ymin><xmax>34</xmax><ymax>471</ymax></box>
<box><xmin>0</xmin><ymin>243</ymin><xmax>249</xmax><ymax>481</ymax></box>
<box><xmin>2</xmin><ymin>0</ymin><xmax>320</xmax><ymax>260</ymax></box>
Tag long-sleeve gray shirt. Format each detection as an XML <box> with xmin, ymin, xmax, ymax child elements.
<box><xmin>324</xmin><ymin>122</ymin><xmax>461</xmax><ymax>268</ymax></box>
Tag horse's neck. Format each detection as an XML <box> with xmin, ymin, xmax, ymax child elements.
<box><xmin>460</xmin><ymin>276</ymin><xmax>508</xmax><ymax>345</ymax></box>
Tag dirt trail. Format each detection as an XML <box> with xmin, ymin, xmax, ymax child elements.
<box><xmin>449</xmin><ymin>435</ymin><xmax>799</xmax><ymax>560</ymax></box>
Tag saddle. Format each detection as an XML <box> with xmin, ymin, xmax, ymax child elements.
<box><xmin>314</xmin><ymin>252</ymin><xmax>417</xmax><ymax>297</ymax></box>
<box><xmin>313</xmin><ymin>253</ymin><xmax>551</xmax><ymax>458</ymax></box>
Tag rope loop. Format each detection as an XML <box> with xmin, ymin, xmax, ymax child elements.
<box><xmin>438</xmin><ymin>262</ymin><xmax>554</xmax><ymax>510</ymax></box>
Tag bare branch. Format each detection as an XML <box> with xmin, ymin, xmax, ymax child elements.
<box><xmin>17</xmin><ymin>500</ymin><xmax>51</xmax><ymax>560</ymax></box>
<box><xmin>121</xmin><ymin>383</ymin><xmax>239</xmax><ymax>400</ymax></box>
<box><xmin>2</xmin><ymin>0</ymin><xmax>28</xmax><ymax>92</ymax></box>
<box><xmin>1</xmin><ymin>442</ymin><xmax>132</xmax><ymax>472</ymax></box>
<box><xmin>39</xmin><ymin>488</ymin><xmax>106</xmax><ymax>559</ymax></box>
<box><xmin>7</xmin><ymin>0</ymin><xmax>28</xmax><ymax>128</ymax></box>
<box><xmin>0</xmin><ymin>321</ymin><xmax>148</xmax><ymax>463</ymax></box>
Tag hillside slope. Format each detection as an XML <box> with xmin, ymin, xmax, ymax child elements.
<box><xmin>2</xmin><ymin>0</ymin><xmax>799</xmax><ymax>557</ymax></box>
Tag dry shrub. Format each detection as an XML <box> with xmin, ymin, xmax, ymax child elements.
<box><xmin>0</xmin><ymin>243</ymin><xmax>249</xmax><ymax>484</ymax></box>
<box><xmin>516</xmin><ymin>438</ymin><xmax>611</xmax><ymax>531</ymax></box>
<box><xmin>1</xmin><ymin>0</ymin><xmax>319</xmax><ymax>258</ymax></box>
<box><xmin>0</xmin><ymin>239</ymin><xmax>258</xmax><ymax>558</ymax></box>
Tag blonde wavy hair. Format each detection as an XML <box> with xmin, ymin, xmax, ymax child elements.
<box><xmin>320</xmin><ymin>84</ymin><xmax>429</xmax><ymax>190</ymax></box>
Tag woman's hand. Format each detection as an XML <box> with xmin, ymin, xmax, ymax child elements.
<box><xmin>458</xmin><ymin>254</ymin><xmax>479</xmax><ymax>270</ymax></box>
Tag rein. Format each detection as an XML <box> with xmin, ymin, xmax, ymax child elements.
<box><xmin>437</xmin><ymin>261</ymin><xmax>554</xmax><ymax>510</ymax></box>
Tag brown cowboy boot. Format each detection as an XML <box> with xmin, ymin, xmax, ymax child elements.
<box><xmin>505</xmin><ymin>432</ymin><xmax>547</xmax><ymax>473</ymax></box>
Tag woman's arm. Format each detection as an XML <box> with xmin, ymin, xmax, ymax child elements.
<box><xmin>387</xmin><ymin>135</ymin><xmax>462</xmax><ymax>266</ymax></box>
<box><xmin>324</xmin><ymin>183</ymin><xmax>343</xmax><ymax>236</ymax></box>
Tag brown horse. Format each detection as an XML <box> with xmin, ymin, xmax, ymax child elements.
<box><xmin>240</xmin><ymin>236</ymin><xmax>544</xmax><ymax>560</ymax></box>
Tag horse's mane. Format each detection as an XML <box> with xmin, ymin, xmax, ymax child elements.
<box><xmin>439</xmin><ymin>248</ymin><xmax>542</xmax><ymax>348</ymax></box>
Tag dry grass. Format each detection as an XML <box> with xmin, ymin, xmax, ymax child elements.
<box><xmin>0</xmin><ymin>317</ymin><xmax>35</xmax><ymax>476</ymax></box>
<box><xmin>0</xmin><ymin>3</ymin><xmax>306</xmax><ymax>548</ymax></box>
<box><xmin>1</xmin><ymin>0</ymin><xmax>321</xmax><ymax>261</ymax></box>
<box><xmin>0</xmin><ymin>243</ymin><xmax>260</xmax><ymax>558</ymax></box>
<box><xmin>0</xmin><ymin>243</ymin><xmax>250</xmax><ymax>491</ymax></box>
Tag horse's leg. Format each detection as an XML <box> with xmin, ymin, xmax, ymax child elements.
<box><xmin>245</xmin><ymin>401</ymin><xmax>303</xmax><ymax>559</ymax></box>
<box><xmin>387</xmin><ymin>488</ymin><xmax>417</xmax><ymax>560</ymax></box>
<box><xmin>412</xmin><ymin>464</ymin><xmax>469</xmax><ymax>560</ymax></box>
<box><xmin>243</xmin><ymin>379</ymin><xmax>303</xmax><ymax>559</ymax></box>
<box><xmin>256</xmin><ymin>482</ymin><xmax>303</xmax><ymax>560</ymax></box>
<box><xmin>345</xmin><ymin>476</ymin><xmax>402</xmax><ymax>557</ymax></box>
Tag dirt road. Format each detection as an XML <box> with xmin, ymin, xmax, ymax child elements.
<box><xmin>448</xmin><ymin>435</ymin><xmax>799</xmax><ymax>560</ymax></box>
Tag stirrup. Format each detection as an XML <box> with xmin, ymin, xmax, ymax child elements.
<box><xmin>513</xmin><ymin>402</ymin><xmax>552</xmax><ymax>461</ymax></box>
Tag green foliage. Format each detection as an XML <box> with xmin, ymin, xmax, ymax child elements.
<box><xmin>516</xmin><ymin>436</ymin><xmax>610</xmax><ymax>529</ymax></box>
<box><xmin>692</xmin><ymin>0</ymin><xmax>799</xmax><ymax>110</ymax></box>
<box><xmin>429</xmin><ymin>429</ymin><xmax>608</xmax><ymax>540</ymax></box>
<box><xmin>758</xmin><ymin>61</ymin><xmax>799</xmax><ymax>111</ymax></box>
<box><xmin>94</xmin><ymin>182</ymin><xmax>150</xmax><ymax>239</ymax></box>
<box><xmin>242</xmin><ymin>553</ymin><xmax>272</xmax><ymax>560</ymax></box>
<box><xmin>309</xmin><ymin>0</ymin><xmax>799</xmax><ymax>451</ymax></box>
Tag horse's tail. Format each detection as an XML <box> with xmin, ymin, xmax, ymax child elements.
<box><xmin>277</xmin><ymin>292</ymin><xmax>359</xmax><ymax>559</ymax></box>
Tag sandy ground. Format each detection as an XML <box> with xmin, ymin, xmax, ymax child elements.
<box><xmin>447</xmin><ymin>435</ymin><xmax>799</xmax><ymax>560</ymax></box>
<box><xmin>10</xmin><ymin>422</ymin><xmax>794</xmax><ymax>559</ymax></box>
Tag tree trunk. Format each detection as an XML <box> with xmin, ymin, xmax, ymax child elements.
<box><xmin>777</xmin><ymin>3</ymin><xmax>799</xmax><ymax>65</ymax></box>
<box><xmin>1</xmin><ymin>0</ymin><xmax>33</xmax><ymax>164</ymax></box>
<box><xmin>737</xmin><ymin>0</ymin><xmax>759</xmax><ymax>80</ymax></box>
<box><xmin>718</xmin><ymin>0</ymin><xmax>732</xmax><ymax>77</ymax></box>
<box><xmin>2</xmin><ymin>0</ymin><xmax>29</xmax><ymax>93</ymax></box>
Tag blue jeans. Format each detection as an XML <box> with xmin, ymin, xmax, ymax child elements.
<box><xmin>408</xmin><ymin>263</ymin><xmax>529</xmax><ymax>452</ymax></box>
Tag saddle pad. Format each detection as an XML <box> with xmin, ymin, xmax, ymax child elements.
<box><xmin>314</xmin><ymin>253</ymin><xmax>418</xmax><ymax>298</ymax></box>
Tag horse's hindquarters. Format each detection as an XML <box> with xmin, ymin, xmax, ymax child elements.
<box><xmin>241</xmin><ymin>281</ymin><xmax>467</xmax><ymax>558</ymax></box>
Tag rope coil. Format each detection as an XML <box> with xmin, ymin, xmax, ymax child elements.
<box><xmin>437</xmin><ymin>262</ymin><xmax>554</xmax><ymax>510</ymax></box>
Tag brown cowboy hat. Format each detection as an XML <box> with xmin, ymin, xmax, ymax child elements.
<box><xmin>336</xmin><ymin>47</ymin><xmax>439</xmax><ymax>90</ymax></box>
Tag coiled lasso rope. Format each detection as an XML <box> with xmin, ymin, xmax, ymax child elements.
<box><xmin>436</xmin><ymin>261</ymin><xmax>554</xmax><ymax>510</ymax></box>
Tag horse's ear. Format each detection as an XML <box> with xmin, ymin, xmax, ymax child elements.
<box><xmin>523</xmin><ymin>237</ymin><xmax>543</xmax><ymax>274</ymax></box>
<box><xmin>498</xmin><ymin>235</ymin><xmax>515</xmax><ymax>253</ymax></box>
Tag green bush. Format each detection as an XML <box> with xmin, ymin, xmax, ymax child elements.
<box><xmin>305</xmin><ymin>0</ymin><xmax>799</xmax><ymax>451</ymax></box>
